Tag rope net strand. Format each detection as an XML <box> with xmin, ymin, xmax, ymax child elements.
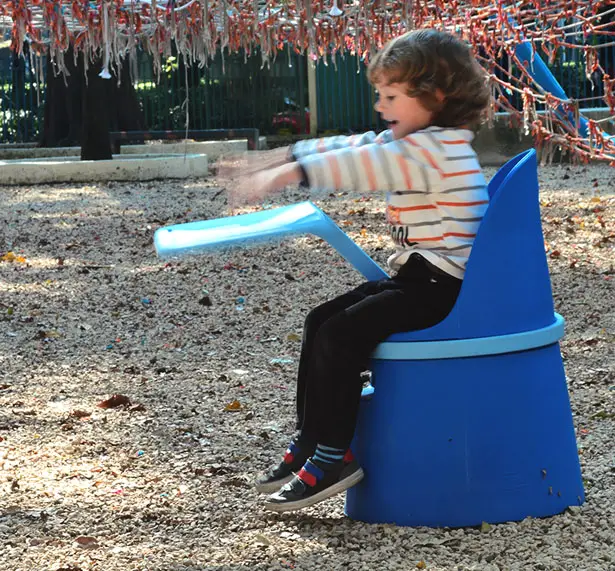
<box><xmin>2</xmin><ymin>1</ymin><xmax>615</xmax><ymax>162</ymax></box>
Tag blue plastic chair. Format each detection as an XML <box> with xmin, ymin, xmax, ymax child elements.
<box><xmin>345</xmin><ymin>150</ymin><xmax>584</xmax><ymax>526</ymax></box>
<box><xmin>154</xmin><ymin>149</ymin><xmax>584</xmax><ymax>527</ymax></box>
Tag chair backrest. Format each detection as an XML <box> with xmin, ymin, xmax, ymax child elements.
<box><xmin>389</xmin><ymin>149</ymin><xmax>557</xmax><ymax>341</ymax></box>
<box><xmin>486</xmin><ymin>150</ymin><xmax>529</xmax><ymax>200</ymax></box>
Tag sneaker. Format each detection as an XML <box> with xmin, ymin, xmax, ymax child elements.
<box><xmin>255</xmin><ymin>440</ymin><xmax>312</xmax><ymax>494</ymax></box>
<box><xmin>263</xmin><ymin>451</ymin><xmax>364</xmax><ymax>512</ymax></box>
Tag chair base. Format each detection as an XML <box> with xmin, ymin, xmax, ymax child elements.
<box><xmin>345</xmin><ymin>343</ymin><xmax>584</xmax><ymax>527</ymax></box>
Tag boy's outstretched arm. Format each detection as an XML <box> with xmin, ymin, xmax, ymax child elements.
<box><xmin>218</xmin><ymin>132</ymin><xmax>392</xmax><ymax>203</ymax></box>
<box><xmin>227</xmin><ymin>162</ymin><xmax>304</xmax><ymax>207</ymax></box>
<box><xmin>296</xmin><ymin>138</ymin><xmax>438</xmax><ymax>194</ymax></box>
<box><xmin>291</xmin><ymin>131</ymin><xmax>391</xmax><ymax>160</ymax></box>
<box><xmin>227</xmin><ymin>131</ymin><xmax>479</xmax><ymax>204</ymax></box>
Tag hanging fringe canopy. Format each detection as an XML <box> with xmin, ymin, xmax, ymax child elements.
<box><xmin>2</xmin><ymin>1</ymin><xmax>615</xmax><ymax>162</ymax></box>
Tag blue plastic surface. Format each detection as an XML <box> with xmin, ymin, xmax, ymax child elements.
<box><xmin>154</xmin><ymin>201</ymin><xmax>388</xmax><ymax>282</ymax></box>
<box><xmin>387</xmin><ymin>149</ymin><xmax>556</xmax><ymax>342</ymax></box>
<box><xmin>345</xmin><ymin>343</ymin><xmax>585</xmax><ymax>527</ymax></box>
<box><xmin>372</xmin><ymin>313</ymin><xmax>564</xmax><ymax>360</ymax></box>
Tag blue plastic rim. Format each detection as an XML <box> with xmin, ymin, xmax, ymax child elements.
<box><xmin>372</xmin><ymin>313</ymin><xmax>565</xmax><ymax>361</ymax></box>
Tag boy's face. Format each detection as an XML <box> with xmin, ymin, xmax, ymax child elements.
<box><xmin>374</xmin><ymin>82</ymin><xmax>434</xmax><ymax>139</ymax></box>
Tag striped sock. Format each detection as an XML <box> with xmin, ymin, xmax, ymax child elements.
<box><xmin>312</xmin><ymin>443</ymin><xmax>345</xmax><ymax>465</ymax></box>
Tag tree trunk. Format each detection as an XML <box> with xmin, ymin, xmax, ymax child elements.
<box><xmin>39</xmin><ymin>49</ymin><xmax>82</xmax><ymax>148</ymax></box>
<box><xmin>40</xmin><ymin>47</ymin><xmax>145</xmax><ymax>160</ymax></box>
<box><xmin>80</xmin><ymin>61</ymin><xmax>113</xmax><ymax>160</ymax></box>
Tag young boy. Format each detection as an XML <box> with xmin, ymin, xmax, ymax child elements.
<box><xmin>227</xmin><ymin>29</ymin><xmax>491</xmax><ymax>513</ymax></box>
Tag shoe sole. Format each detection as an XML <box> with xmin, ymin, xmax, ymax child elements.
<box><xmin>263</xmin><ymin>468</ymin><xmax>364</xmax><ymax>512</ymax></box>
<box><xmin>254</xmin><ymin>473</ymin><xmax>294</xmax><ymax>494</ymax></box>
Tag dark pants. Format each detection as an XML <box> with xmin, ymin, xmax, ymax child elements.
<box><xmin>296</xmin><ymin>253</ymin><xmax>462</xmax><ymax>450</ymax></box>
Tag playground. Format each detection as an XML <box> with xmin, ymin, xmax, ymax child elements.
<box><xmin>1</xmin><ymin>160</ymin><xmax>614</xmax><ymax>570</ymax></box>
<box><xmin>1</xmin><ymin>0</ymin><xmax>615</xmax><ymax>568</ymax></box>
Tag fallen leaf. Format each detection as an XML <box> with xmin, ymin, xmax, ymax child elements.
<box><xmin>75</xmin><ymin>536</ymin><xmax>99</xmax><ymax>548</ymax></box>
<box><xmin>70</xmin><ymin>410</ymin><xmax>92</xmax><ymax>419</ymax></box>
<box><xmin>198</xmin><ymin>295</ymin><xmax>213</xmax><ymax>306</ymax></box>
<box><xmin>97</xmin><ymin>394</ymin><xmax>131</xmax><ymax>408</ymax></box>
<box><xmin>417</xmin><ymin>562</ymin><xmax>427</xmax><ymax>570</ymax></box>
<box><xmin>1</xmin><ymin>251</ymin><xmax>27</xmax><ymax>263</ymax></box>
<box><xmin>287</xmin><ymin>333</ymin><xmax>301</xmax><ymax>342</ymax></box>
<box><xmin>206</xmin><ymin>464</ymin><xmax>232</xmax><ymax>475</ymax></box>
<box><xmin>35</xmin><ymin>330</ymin><xmax>61</xmax><ymax>340</ymax></box>
<box><xmin>480</xmin><ymin>521</ymin><xmax>492</xmax><ymax>533</ymax></box>
<box><xmin>254</xmin><ymin>534</ymin><xmax>271</xmax><ymax>546</ymax></box>
<box><xmin>224</xmin><ymin>400</ymin><xmax>242</xmax><ymax>412</ymax></box>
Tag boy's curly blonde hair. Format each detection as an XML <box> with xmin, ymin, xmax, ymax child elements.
<box><xmin>368</xmin><ymin>29</ymin><xmax>490</xmax><ymax>129</ymax></box>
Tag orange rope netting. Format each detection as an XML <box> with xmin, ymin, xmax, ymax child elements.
<box><xmin>2</xmin><ymin>0</ymin><xmax>615</xmax><ymax>161</ymax></box>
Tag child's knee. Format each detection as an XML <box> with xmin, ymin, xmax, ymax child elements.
<box><xmin>314</xmin><ymin>312</ymin><xmax>355</xmax><ymax>351</ymax></box>
<box><xmin>304</xmin><ymin>304</ymin><xmax>336</xmax><ymax>332</ymax></box>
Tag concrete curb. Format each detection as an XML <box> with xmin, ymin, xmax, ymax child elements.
<box><xmin>0</xmin><ymin>153</ymin><xmax>208</xmax><ymax>185</ymax></box>
<box><xmin>0</xmin><ymin>138</ymin><xmax>267</xmax><ymax>161</ymax></box>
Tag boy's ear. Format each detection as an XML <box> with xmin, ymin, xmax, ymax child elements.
<box><xmin>434</xmin><ymin>88</ymin><xmax>446</xmax><ymax>103</ymax></box>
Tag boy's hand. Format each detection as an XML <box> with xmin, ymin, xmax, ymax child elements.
<box><xmin>216</xmin><ymin>146</ymin><xmax>292</xmax><ymax>182</ymax></box>
<box><xmin>228</xmin><ymin>162</ymin><xmax>303</xmax><ymax>207</ymax></box>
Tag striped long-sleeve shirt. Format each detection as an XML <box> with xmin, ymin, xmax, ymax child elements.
<box><xmin>291</xmin><ymin>126</ymin><xmax>489</xmax><ymax>279</ymax></box>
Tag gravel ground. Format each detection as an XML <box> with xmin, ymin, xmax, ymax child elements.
<box><xmin>0</xmin><ymin>160</ymin><xmax>614</xmax><ymax>571</ymax></box>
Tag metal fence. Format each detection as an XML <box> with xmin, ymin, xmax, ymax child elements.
<box><xmin>316</xmin><ymin>52</ymin><xmax>384</xmax><ymax>133</ymax></box>
<box><xmin>0</xmin><ymin>48</ymin><xmax>44</xmax><ymax>143</ymax></box>
<box><xmin>0</xmin><ymin>47</ymin><xmax>309</xmax><ymax>144</ymax></box>
<box><xmin>132</xmin><ymin>48</ymin><xmax>309</xmax><ymax>134</ymax></box>
<box><xmin>1</xmin><ymin>43</ymin><xmax>613</xmax><ymax>144</ymax></box>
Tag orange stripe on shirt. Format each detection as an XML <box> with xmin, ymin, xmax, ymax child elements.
<box><xmin>443</xmin><ymin>232</ymin><xmax>477</xmax><ymax>238</ymax></box>
<box><xmin>389</xmin><ymin>204</ymin><xmax>437</xmax><ymax>212</ymax></box>
<box><xmin>404</xmin><ymin>135</ymin><xmax>442</xmax><ymax>173</ymax></box>
<box><xmin>441</xmin><ymin>169</ymin><xmax>482</xmax><ymax>178</ymax></box>
<box><xmin>317</xmin><ymin>139</ymin><xmax>327</xmax><ymax>153</ymax></box>
<box><xmin>327</xmin><ymin>154</ymin><xmax>342</xmax><ymax>189</ymax></box>
<box><xmin>436</xmin><ymin>200</ymin><xmax>489</xmax><ymax>207</ymax></box>
<box><xmin>406</xmin><ymin>232</ymin><xmax>476</xmax><ymax>242</ymax></box>
<box><xmin>359</xmin><ymin>148</ymin><xmax>378</xmax><ymax>191</ymax></box>
<box><xmin>395</xmin><ymin>153</ymin><xmax>413</xmax><ymax>188</ymax></box>
<box><xmin>441</xmin><ymin>139</ymin><xmax>470</xmax><ymax>145</ymax></box>
<box><xmin>407</xmin><ymin>236</ymin><xmax>443</xmax><ymax>242</ymax></box>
